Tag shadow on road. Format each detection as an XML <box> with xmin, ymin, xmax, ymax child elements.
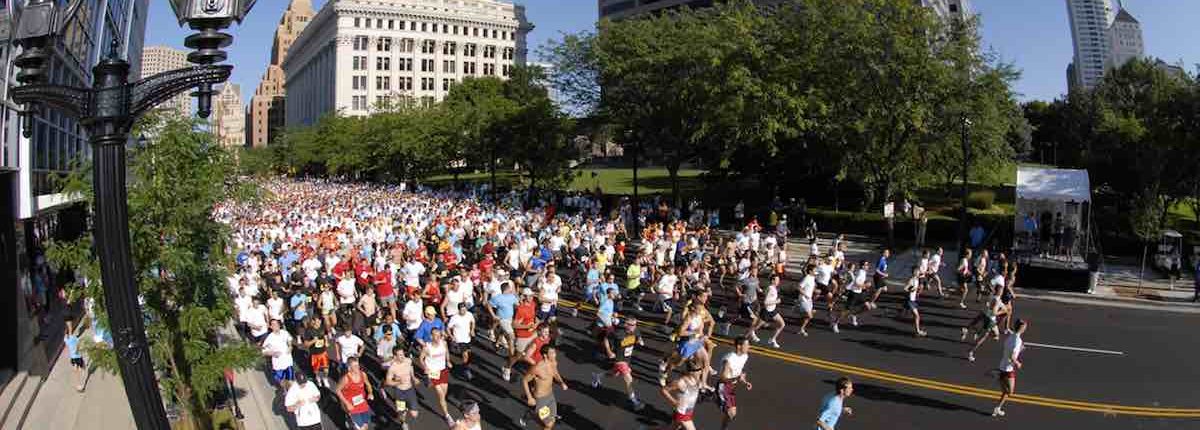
<box><xmin>835</xmin><ymin>380</ymin><xmax>990</xmax><ymax>416</ymax></box>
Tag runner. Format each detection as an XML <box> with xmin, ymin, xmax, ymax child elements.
<box><xmin>718</xmin><ymin>336</ymin><xmax>753</xmax><ymax>430</ymax></box>
<box><xmin>956</xmin><ymin>249</ymin><xmax>973</xmax><ymax>309</ymax></box>
<box><xmin>336</xmin><ymin>357</ymin><xmax>374</xmax><ymax>430</ymax></box>
<box><xmin>504</xmin><ymin>288</ymin><xmax>538</xmax><ymax>381</ymax></box>
<box><xmin>334</xmin><ymin>323</ymin><xmax>365</xmax><ymax>376</ymax></box>
<box><xmin>592</xmin><ymin>316</ymin><xmax>645</xmax><ymax>410</ymax></box>
<box><xmin>901</xmin><ymin>267</ymin><xmax>928</xmax><ymax>337</ymax></box>
<box><xmin>521</xmin><ymin>344</ymin><xmax>569</xmax><ymax>429</ymax></box>
<box><xmin>660</xmin><ymin>359</ymin><xmax>704</xmax><ymax>430</ymax></box>
<box><xmin>383</xmin><ymin>344</ymin><xmax>419</xmax><ymax>429</ymax></box>
<box><xmin>831</xmin><ymin>261</ymin><xmax>869</xmax><ymax>333</ymax></box>
<box><xmin>451</xmin><ymin>400</ymin><xmax>483</xmax><ymax>430</ymax></box>
<box><xmin>965</xmin><ymin>288</ymin><xmax>1007</xmax><ymax>362</ymax></box>
<box><xmin>815</xmin><ymin>377</ymin><xmax>854</xmax><ymax>430</ymax></box>
<box><xmin>419</xmin><ymin>327</ymin><xmax>455</xmax><ymax>426</ymax></box>
<box><xmin>867</xmin><ymin>249</ymin><xmax>890</xmax><ymax>309</ymax></box>
<box><xmin>447</xmin><ymin>302</ymin><xmax>477</xmax><ymax>380</ymax></box>
<box><xmin>747</xmin><ymin>274</ymin><xmax>786</xmax><ymax>347</ymax></box>
<box><xmin>734</xmin><ymin>260</ymin><xmax>761</xmax><ymax>337</ymax></box>
<box><xmin>991</xmin><ymin>319</ymin><xmax>1028</xmax><ymax>417</ymax></box>
<box><xmin>929</xmin><ymin>247</ymin><xmax>945</xmax><ymax>297</ymax></box>
<box><xmin>262</xmin><ymin>319</ymin><xmax>295</xmax><ymax>389</ymax></box>
<box><xmin>301</xmin><ymin>317</ymin><xmax>332</xmax><ymax>387</ymax></box>
<box><xmin>487</xmin><ymin>281</ymin><xmax>517</xmax><ymax>353</ymax></box>
<box><xmin>795</xmin><ymin>266</ymin><xmax>817</xmax><ymax>336</ymax></box>
<box><xmin>284</xmin><ymin>371</ymin><xmax>323</xmax><ymax>430</ymax></box>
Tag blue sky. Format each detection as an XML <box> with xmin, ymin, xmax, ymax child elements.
<box><xmin>143</xmin><ymin>0</ymin><xmax>1198</xmax><ymax>105</ymax></box>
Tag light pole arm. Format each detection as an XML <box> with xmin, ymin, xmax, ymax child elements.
<box><xmin>130</xmin><ymin>65</ymin><xmax>231</xmax><ymax>122</ymax></box>
<box><xmin>10</xmin><ymin>84</ymin><xmax>89</xmax><ymax>120</ymax></box>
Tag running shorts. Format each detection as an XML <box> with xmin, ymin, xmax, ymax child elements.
<box><xmin>534</xmin><ymin>394</ymin><xmax>558</xmax><ymax>425</ymax></box>
<box><xmin>428</xmin><ymin>368</ymin><xmax>450</xmax><ymax>386</ymax></box>
<box><xmin>611</xmin><ymin>361</ymin><xmax>632</xmax><ymax>377</ymax></box>
<box><xmin>677</xmin><ymin>340</ymin><xmax>703</xmax><ymax>359</ymax></box>
<box><xmin>385</xmin><ymin>386</ymin><xmax>418</xmax><ymax>413</ymax></box>
<box><xmin>311</xmin><ymin>352</ymin><xmax>329</xmax><ymax>373</ymax></box>
<box><xmin>718</xmin><ymin>381</ymin><xmax>737</xmax><ymax>410</ymax></box>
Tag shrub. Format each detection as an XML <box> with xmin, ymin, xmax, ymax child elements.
<box><xmin>967</xmin><ymin>190</ymin><xmax>995</xmax><ymax>210</ymax></box>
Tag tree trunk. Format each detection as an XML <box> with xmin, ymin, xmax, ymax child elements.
<box><xmin>667</xmin><ymin>162</ymin><xmax>681</xmax><ymax>212</ymax></box>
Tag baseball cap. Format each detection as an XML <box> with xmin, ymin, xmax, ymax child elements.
<box><xmin>521</xmin><ymin>288</ymin><xmax>533</xmax><ymax>296</ymax></box>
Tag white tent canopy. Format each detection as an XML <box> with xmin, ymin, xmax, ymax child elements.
<box><xmin>1016</xmin><ymin>167</ymin><xmax>1090</xmax><ymax>202</ymax></box>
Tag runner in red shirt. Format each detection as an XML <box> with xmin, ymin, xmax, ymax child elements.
<box><xmin>375</xmin><ymin>268</ymin><xmax>396</xmax><ymax>321</ymax></box>
<box><xmin>503</xmin><ymin>289</ymin><xmax>538</xmax><ymax>381</ymax></box>
<box><xmin>524</xmin><ymin>324</ymin><xmax>554</xmax><ymax>366</ymax></box>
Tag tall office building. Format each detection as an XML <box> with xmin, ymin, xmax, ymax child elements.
<box><xmin>1065</xmin><ymin>0</ymin><xmax>1145</xmax><ymax>91</ymax></box>
<box><xmin>1106</xmin><ymin>8</ymin><xmax>1143</xmax><ymax>71</ymax></box>
<box><xmin>140</xmin><ymin>45</ymin><xmax>192</xmax><ymax>117</ymax></box>
<box><xmin>214</xmin><ymin>84</ymin><xmax>246</xmax><ymax>148</ymax></box>
<box><xmin>283</xmin><ymin>0</ymin><xmax>532</xmax><ymax>127</ymax></box>
<box><xmin>1</xmin><ymin>0</ymin><xmax>150</xmax><ymax>385</ymax></box>
<box><xmin>248</xmin><ymin>0</ymin><xmax>315</xmax><ymax>148</ymax></box>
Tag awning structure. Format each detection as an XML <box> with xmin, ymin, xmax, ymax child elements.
<box><xmin>1016</xmin><ymin>166</ymin><xmax>1090</xmax><ymax>202</ymax></box>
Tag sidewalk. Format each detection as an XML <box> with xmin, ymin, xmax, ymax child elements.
<box><xmin>13</xmin><ymin>327</ymin><xmax>289</xmax><ymax>430</ymax></box>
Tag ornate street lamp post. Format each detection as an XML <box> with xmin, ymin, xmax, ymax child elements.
<box><xmin>7</xmin><ymin>1</ymin><xmax>256</xmax><ymax>429</ymax></box>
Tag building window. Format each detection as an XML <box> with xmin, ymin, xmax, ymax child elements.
<box><xmin>400</xmin><ymin>77</ymin><xmax>413</xmax><ymax>91</ymax></box>
<box><xmin>365</xmin><ymin>18</ymin><xmax>372</xmax><ymax>29</ymax></box>
<box><xmin>464</xmin><ymin>61</ymin><xmax>476</xmax><ymax>75</ymax></box>
<box><xmin>421</xmin><ymin>58</ymin><xmax>434</xmax><ymax>72</ymax></box>
<box><xmin>354</xmin><ymin>17</ymin><xmax>360</xmax><ymax>27</ymax></box>
<box><xmin>483</xmin><ymin>45</ymin><xmax>496</xmax><ymax>59</ymax></box>
<box><xmin>483</xmin><ymin>63</ymin><xmax>495</xmax><ymax>76</ymax></box>
<box><xmin>377</xmin><ymin>19</ymin><xmax>383</xmax><ymax>29</ymax></box>
<box><xmin>352</xmin><ymin>95</ymin><xmax>368</xmax><ymax>111</ymax></box>
<box><xmin>472</xmin><ymin>27</ymin><xmax>479</xmax><ymax>37</ymax></box>
<box><xmin>443</xmin><ymin>42</ymin><xmax>457</xmax><ymax>56</ymax></box>
<box><xmin>421</xmin><ymin>77</ymin><xmax>434</xmax><ymax>91</ymax></box>
<box><xmin>464</xmin><ymin>43</ymin><xmax>477</xmax><ymax>57</ymax></box>
<box><xmin>443</xmin><ymin>78</ymin><xmax>455</xmax><ymax>91</ymax></box>
<box><xmin>377</xmin><ymin>57</ymin><xmax>391</xmax><ymax>71</ymax></box>
<box><xmin>443</xmin><ymin>60</ymin><xmax>456</xmax><ymax>73</ymax></box>
<box><xmin>389</xmin><ymin>20</ymin><xmax>395</xmax><ymax>30</ymax></box>
<box><xmin>453</xmin><ymin>25</ymin><xmax>459</xmax><ymax>35</ymax></box>
<box><xmin>353</xmin><ymin>36</ymin><xmax>369</xmax><ymax>51</ymax></box>
<box><xmin>377</xmin><ymin>37</ymin><xmax>392</xmax><ymax>52</ymax></box>
<box><xmin>399</xmin><ymin>38</ymin><xmax>414</xmax><ymax>53</ymax></box>
<box><xmin>421</xmin><ymin>39</ymin><xmax>435</xmax><ymax>54</ymax></box>
<box><xmin>353</xmin><ymin>75</ymin><xmax>367</xmax><ymax>90</ymax></box>
<box><xmin>376</xmin><ymin>76</ymin><xmax>391</xmax><ymax>90</ymax></box>
<box><xmin>421</xmin><ymin>22</ymin><xmax>427</xmax><ymax>32</ymax></box>
<box><xmin>503</xmin><ymin>47</ymin><xmax>514</xmax><ymax>60</ymax></box>
<box><xmin>502</xmin><ymin>64</ymin><xmax>511</xmax><ymax>77</ymax></box>
<box><xmin>399</xmin><ymin>57</ymin><xmax>413</xmax><ymax>71</ymax></box>
<box><xmin>399</xmin><ymin>21</ymin><xmax>406</xmax><ymax>30</ymax></box>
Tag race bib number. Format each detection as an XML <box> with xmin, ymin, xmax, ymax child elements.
<box><xmin>313</xmin><ymin>339</ymin><xmax>325</xmax><ymax>348</ymax></box>
<box><xmin>537</xmin><ymin>406</ymin><xmax>551</xmax><ymax>420</ymax></box>
<box><xmin>623</xmin><ymin>346</ymin><xmax>634</xmax><ymax>356</ymax></box>
<box><xmin>394</xmin><ymin>400</ymin><xmax>407</xmax><ymax>411</ymax></box>
<box><xmin>428</xmin><ymin>370</ymin><xmax>440</xmax><ymax>379</ymax></box>
<box><xmin>351</xmin><ymin>395</ymin><xmax>365</xmax><ymax>406</ymax></box>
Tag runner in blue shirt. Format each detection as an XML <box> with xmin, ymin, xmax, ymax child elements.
<box><xmin>65</xmin><ymin>319</ymin><xmax>86</xmax><ymax>392</ymax></box>
<box><xmin>868</xmin><ymin>249</ymin><xmax>892</xmax><ymax>309</ymax></box>
<box><xmin>815</xmin><ymin>377</ymin><xmax>854</xmax><ymax>430</ymax></box>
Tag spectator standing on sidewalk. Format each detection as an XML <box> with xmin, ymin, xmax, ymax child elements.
<box><xmin>65</xmin><ymin>318</ymin><xmax>86</xmax><ymax>392</ymax></box>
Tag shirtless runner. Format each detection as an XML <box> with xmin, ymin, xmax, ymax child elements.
<box><xmin>383</xmin><ymin>344</ymin><xmax>418</xmax><ymax>429</ymax></box>
<box><xmin>521</xmin><ymin>344</ymin><xmax>568</xmax><ymax>429</ymax></box>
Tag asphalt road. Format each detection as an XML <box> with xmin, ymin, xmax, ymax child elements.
<box><xmin>291</xmin><ymin>236</ymin><xmax>1200</xmax><ymax>429</ymax></box>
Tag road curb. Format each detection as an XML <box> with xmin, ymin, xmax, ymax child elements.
<box><xmin>1015</xmin><ymin>288</ymin><xmax>1200</xmax><ymax>314</ymax></box>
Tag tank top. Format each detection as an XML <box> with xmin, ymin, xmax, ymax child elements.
<box><xmin>676</xmin><ymin>377</ymin><xmax>700</xmax><ymax>414</ymax></box>
<box><xmin>425</xmin><ymin>341</ymin><xmax>448</xmax><ymax>374</ymax></box>
<box><xmin>340</xmin><ymin>373</ymin><xmax>370</xmax><ymax>414</ymax></box>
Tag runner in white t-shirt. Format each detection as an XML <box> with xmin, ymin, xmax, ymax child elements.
<box><xmin>447</xmin><ymin>303</ymin><xmax>477</xmax><ymax>381</ymax></box>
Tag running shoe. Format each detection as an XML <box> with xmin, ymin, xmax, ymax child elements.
<box><xmin>850</xmin><ymin>315</ymin><xmax>859</xmax><ymax>327</ymax></box>
<box><xmin>992</xmin><ymin>407</ymin><xmax>1005</xmax><ymax>417</ymax></box>
<box><xmin>502</xmin><ymin>367</ymin><xmax>512</xmax><ymax>381</ymax></box>
<box><xmin>831</xmin><ymin>324</ymin><xmax>840</xmax><ymax>334</ymax></box>
<box><xmin>967</xmin><ymin>352</ymin><xmax>975</xmax><ymax>362</ymax></box>
<box><xmin>799</xmin><ymin>328</ymin><xmax>808</xmax><ymax>337</ymax></box>
<box><xmin>769</xmin><ymin>339</ymin><xmax>781</xmax><ymax>348</ymax></box>
<box><xmin>592</xmin><ymin>372</ymin><xmax>602</xmax><ymax>388</ymax></box>
<box><xmin>658</xmin><ymin>361</ymin><xmax>668</xmax><ymax>372</ymax></box>
<box><xmin>960</xmin><ymin>327</ymin><xmax>968</xmax><ymax>341</ymax></box>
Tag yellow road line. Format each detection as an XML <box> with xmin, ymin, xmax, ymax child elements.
<box><xmin>560</xmin><ymin>299</ymin><xmax>1200</xmax><ymax>418</ymax></box>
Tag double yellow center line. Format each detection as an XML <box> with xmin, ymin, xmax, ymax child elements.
<box><xmin>561</xmin><ymin>299</ymin><xmax>1200</xmax><ymax>418</ymax></box>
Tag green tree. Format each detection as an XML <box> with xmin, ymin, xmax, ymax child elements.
<box><xmin>46</xmin><ymin>115</ymin><xmax>260</xmax><ymax>428</ymax></box>
<box><xmin>500</xmin><ymin>65</ymin><xmax>578</xmax><ymax>203</ymax></box>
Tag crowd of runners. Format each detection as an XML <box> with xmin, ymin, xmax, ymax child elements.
<box><xmin>221</xmin><ymin>179</ymin><xmax>1028</xmax><ymax>430</ymax></box>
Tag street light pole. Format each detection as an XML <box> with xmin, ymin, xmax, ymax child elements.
<box><xmin>8</xmin><ymin>1</ymin><xmax>255</xmax><ymax>429</ymax></box>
